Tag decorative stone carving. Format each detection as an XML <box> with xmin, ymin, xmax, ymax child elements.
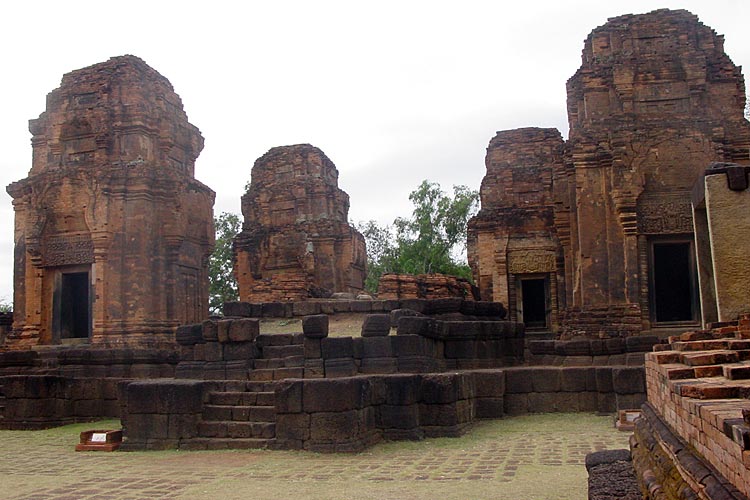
<box><xmin>637</xmin><ymin>194</ymin><xmax>693</xmax><ymax>234</ymax></box>
<box><xmin>507</xmin><ymin>251</ymin><xmax>556</xmax><ymax>274</ymax></box>
<box><xmin>42</xmin><ymin>235</ymin><xmax>94</xmax><ymax>267</ymax></box>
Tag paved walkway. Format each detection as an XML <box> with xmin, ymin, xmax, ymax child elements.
<box><xmin>0</xmin><ymin>413</ymin><xmax>631</xmax><ymax>500</ymax></box>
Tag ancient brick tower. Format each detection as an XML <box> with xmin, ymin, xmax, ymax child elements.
<box><xmin>6</xmin><ymin>56</ymin><xmax>215</xmax><ymax>348</ymax></box>
<box><xmin>467</xmin><ymin>128</ymin><xmax>566</xmax><ymax>333</ymax></box>
<box><xmin>234</xmin><ymin>144</ymin><xmax>366</xmax><ymax>301</ymax></box>
<box><xmin>468</xmin><ymin>9</ymin><xmax>750</xmax><ymax>337</ymax></box>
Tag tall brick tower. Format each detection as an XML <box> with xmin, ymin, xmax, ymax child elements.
<box><xmin>6</xmin><ymin>56</ymin><xmax>215</xmax><ymax>348</ymax></box>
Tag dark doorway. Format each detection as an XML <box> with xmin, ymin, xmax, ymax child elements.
<box><xmin>521</xmin><ymin>278</ymin><xmax>547</xmax><ymax>329</ymax></box>
<box><xmin>60</xmin><ymin>272</ymin><xmax>90</xmax><ymax>339</ymax></box>
<box><xmin>652</xmin><ymin>242</ymin><xmax>695</xmax><ymax>323</ymax></box>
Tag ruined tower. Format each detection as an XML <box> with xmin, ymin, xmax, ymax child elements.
<box><xmin>234</xmin><ymin>144</ymin><xmax>366</xmax><ymax>301</ymax></box>
<box><xmin>469</xmin><ymin>9</ymin><xmax>750</xmax><ymax>337</ymax></box>
<box><xmin>6</xmin><ymin>55</ymin><xmax>215</xmax><ymax>348</ymax></box>
<box><xmin>467</xmin><ymin>128</ymin><xmax>567</xmax><ymax>334</ymax></box>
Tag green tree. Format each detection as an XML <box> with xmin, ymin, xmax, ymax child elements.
<box><xmin>357</xmin><ymin>220</ymin><xmax>399</xmax><ymax>293</ymax></box>
<box><xmin>358</xmin><ymin>180</ymin><xmax>479</xmax><ymax>293</ymax></box>
<box><xmin>208</xmin><ymin>212</ymin><xmax>241</xmax><ymax>315</ymax></box>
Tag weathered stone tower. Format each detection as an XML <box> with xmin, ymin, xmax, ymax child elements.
<box><xmin>6</xmin><ymin>55</ymin><xmax>215</xmax><ymax>348</ymax></box>
<box><xmin>234</xmin><ymin>144</ymin><xmax>366</xmax><ymax>301</ymax></box>
<box><xmin>468</xmin><ymin>9</ymin><xmax>750</xmax><ymax>337</ymax></box>
<box><xmin>467</xmin><ymin>128</ymin><xmax>567</xmax><ymax>334</ymax></box>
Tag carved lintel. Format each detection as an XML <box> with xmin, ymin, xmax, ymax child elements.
<box><xmin>42</xmin><ymin>234</ymin><xmax>94</xmax><ymax>267</ymax></box>
<box><xmin>637</xmin><ymin>194</ymin><xmax>693</xmax><ymax>234</ymax></box>
<box><xmin>507</xmin><ymin>250</ymin><xmax>556</xmax><ymax>274</ymax></box>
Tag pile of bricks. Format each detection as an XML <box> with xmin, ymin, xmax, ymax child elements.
<box><xmin>559</xmin><ymin>305</ymin><xmax>643</xmax><ymax>339</ymax></box>
<box><xmin>377</xmin><ymin>273</ymin><xmax>478</xmax><ymax>300</ymax></box>
<box><xmin>237</xmin><ymin>273</ymin><xmax>310</xmax><ymax>303</ymax></box>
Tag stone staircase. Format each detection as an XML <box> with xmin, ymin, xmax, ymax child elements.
<box><xmin>249</xmin><ymin>333</ymin><xmax>305</xmax><ymax>381</ymax></box>
<box><xmin>183</xmin><ymin>381</ymin><xmax>278</xmax><ymax>450</ymax></box>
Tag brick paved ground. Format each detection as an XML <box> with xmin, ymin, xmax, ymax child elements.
<box><xmin>0</xmin><ymin>413</ymin><xmax>630</xmax><ymax>500</ymax></box>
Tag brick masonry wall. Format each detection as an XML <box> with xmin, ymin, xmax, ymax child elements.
<box><xmin>631</xmin><ymin>403</ymin><xmax>746</xmax><ymax>499</ymax></box>
<box><xmin>635</xmin><ymin>333</ymin><xmax>750</xmax><ymax>498</ymax></box>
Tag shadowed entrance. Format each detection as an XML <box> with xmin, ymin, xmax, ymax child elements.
<box><xmin>521</xmin><ymin>277</ymin><xmax>548</xmax><ymax>329</ymax></box>
<box><xmin>58</xmin><ymin>271</ymin><xmax>90</xmax><ymax>340</ymax></box>
<box><xmin>651</xmin><ymin>242</ymin><xmax>696</xmax><ymax>323</ymax></box>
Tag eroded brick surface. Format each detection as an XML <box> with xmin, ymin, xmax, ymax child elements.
<box><xmin>635</xmin><ymin>321</ymin><xmax>750</xmax><ymax>498</ymax></box>
<box><xmin>467</xmin><ymin>9</ymin><xmax>750</xmax><ymax>338</ymax></box>
<box><xmin>6</xmin><ymin>56</ymin><xmax>214</xmax><ymax>348</ymax></box>
<box><xmin>234</xmin><ymin>144</ymin><xmax>366</xmax><ymax>302</ymax></box>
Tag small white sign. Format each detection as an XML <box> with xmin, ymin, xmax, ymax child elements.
<box><xmin>90</xmin><ymin>433</ymin><xmax>108</xmax><ymax>443</ymax></box>
<box><xmin>624</xmin><ymin>412</ymin><xmax>640</xmax><ymax>423</ymax></box>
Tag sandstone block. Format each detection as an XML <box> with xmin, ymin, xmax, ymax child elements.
<box><xmin>612</xmin><ymin>367</ymin><xmax>646</xmax><ymax>394</ymax></box>
<box><xmin>473</xmin><ymin>370</ymin><xmax>505</xmax><ymax>397</ymax></box>
<box><xmin>293</xmin><ymin>301</ymin><xmax>321</xmax><ymax>316</ymax></box>
<box><xmin>381</xmin><ymin>375</ymin><xmax>421</xmax><ymax>405</ymax></box>
<box><xmin>389</xmin><ymin>308</ymin><xmax>421</xmax><ymax>328</ymax></box>
<box><xmin>321</xmin><ymin>337</ymin><xmax>354</xmax><ymax>359</ymax></box>
<box><xmin>504</xmin><ymin>369</ymin><xmax>533</xmax><ymax>393</ymax></box>
<box><xmin>275</xmin><ymin>380</ymin><xmax>303</xmax><ymax>413</ymax></box>
<box><xmin>302</xmin><ymin>378</ymin><xmax>367</xmax><ymax>413</ymax></box>
<box><xmin>310</xmin><ymin>410</ymin><xmax>360</xmax><ymax>442</ymax></box>
<box><xmin>276</xmin><ymin>413</ymin><xmax>310</xmax><ymax>440</ymax></box>
<box><xmin>361</xmin><ymin>314</ymin><xmax>391</xmax><ymax>337</ymax></box>
<box><xmin>227</xmin><ymin>318</ymin><xmax>260</xmax><ymax>343</ymax></box>
<box><xmin>379</xmin><ymin>404</ymin><xmax>419</xmax><ymax>429</ymax></box>
<box><xmin>222</xmin><ymin>302</ymin><xmax>254</xmax><ymax>317</ymax></box>
<box><xmin>390</xmin><ymin>335</ymin><xmax>427</xmax><ymax>357</ymax></box>
<box><xmin>302</xmin><ymin>315</ymin><xmax>329</xmax><ymax>338</ymax></box>
<box><xmin>324</xmin><ymin>358</ymin><xmax>357</xmax><ymax>378</ymax></box>
<box><xmin>531</xmin><ymin>368</ymin><xmax>561</xmax><ymax>392</ymax></box>
<box><xmin>361</xmin><ymin>337</ymin><xmax>393</xmax><ymax>358</ymax></box>
<box><xmin>176</xmin><ymin>324</ymin><xmax>205</xmax><ymax>345</ymax></box>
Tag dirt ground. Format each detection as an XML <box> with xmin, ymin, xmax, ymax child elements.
<box><xmin>260</xmin><ymin>313</ymin><xmax>386</xmax><ymax>338</ymax></box>
<box><xmin>0</xmin><ymin>413</ymin><xmax>631</xmax><ymax>500</ymax></box>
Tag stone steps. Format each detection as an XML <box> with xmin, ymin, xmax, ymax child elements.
<box><xmin>208</xmin><ymin>391</ymin><xmax>275</xmax><ymax>406</ymax></box>
<box><xmin>262</xmin><ymin>344</ymin><xmax>304</xmax><ymax>358</ymax></box>
<box><xmin>180</xmin><ymin>437</ymin><xmax>276</xmax><ymax>451</ymax></box>
<box><xmin>195</xmin><ymin>385</ymin><xmax>280</xmax><ymax>450</ymax></box>
<box><xmin>248</xmin><ymin>367</ymin><xmax>304</xmax><ymax>381</ymax></box>
<box><xmin>254</xmin><ymin>356</ymin><xmax>305</xmax><ymax>369</ymax></box>
<box><xmin>248</xmin><ymin>334</ymin><xmax>305</xmax><ymax>381</ymax></box>
<box><xmin>202</xmin><ymin>404</ymin><xmax>276</xmax><ymax>422</ymax></box>
<box><xmin>256</xmin><ymin>333</ymin><xmax>304</xmax><ymax>347</ymax></box>
<box><xmin>197</xmin><ymin>421</ymin><xmax>276</xmax><ymax>439</ymax></box>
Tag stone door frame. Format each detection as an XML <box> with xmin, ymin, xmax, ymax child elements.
<box><xmin>646</xmin><ymin>237</ymin><xmax>700</xmax><ymax>327</ymax></box>
<box><xmin>51</xmin><ymin>264</ymin><xmax>92</xmax><ymax>344</ymax></box>
<box><xmin>514</xmin><ymin>273</ymin><xmax>552</xmax><ymax>332</ymax></box>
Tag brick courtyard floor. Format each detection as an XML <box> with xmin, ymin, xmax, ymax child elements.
<box><xmin>0</xmin><ymin>413</ymin><xmax>631</xmax><ymax>500</ymax></box>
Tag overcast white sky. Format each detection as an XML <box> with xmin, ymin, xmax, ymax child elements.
<box><xmin>1</xmin><ymin>0</ymin><xmax>748</xmax><ymax>304</ymax></box>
